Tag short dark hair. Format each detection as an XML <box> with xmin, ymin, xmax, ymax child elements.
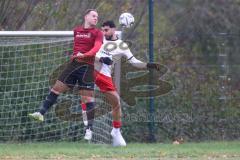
<box><xmin>84</xmin><ymin>9</ymin><xmax>97</xmax><ymax>16</ymax></box>
<box><xmin>102</xmin><ymin>20</ymin><xmax>116</xmax><ymax>28</ymax></box>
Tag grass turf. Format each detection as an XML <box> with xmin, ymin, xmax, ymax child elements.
<box><xmin>0</xmin><ymin>141</ymin><xmax>240</xmax><ymax>160</ymax></box>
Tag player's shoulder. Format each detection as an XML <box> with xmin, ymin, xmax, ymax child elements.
<box><xmin>73</xmin><ymin>25</ymin><xmax>83</xmax><ymax>31</ymax></box>
<box><xmin>93</xmin><ymin>27</ymin><xmax>103</xmax><ymax>34</ymax></box>
<box><xmin>86</xmin><ymin>27</ymin><xmax>102</xmax><ymax>37</ymax></box>
<box><xmin>118</xmin><ymin>39</ymin><xmax>130</xmax><ymax>49</ymax></box>
<box><xmin>73</xmin><ymin>26</ymin><xmax>101</xmax><ymax>32</ymax></box>
<box><xmin>103</xmin><ymin>39</ymin><xmax>122</xmax><ymax>46</ymax></box>
<box><xmin>103</xmin><ymin>39</ymin><xmax>129</xmax><ymax>48</ymax></box>
<box><xmin>110</xmin><ymin>38</ymin><xmax>123</xmax><ymax>44</ymax></box>
<box><xmin>94</xmin><ymin>27</ymin><xmax>102</xmax><ymax>32</ymax></box>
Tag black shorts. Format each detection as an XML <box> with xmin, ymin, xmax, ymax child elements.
<box><xmin>58</xmin><ymin>60</ymin><xmax>94</xmax><ymax>90</ymax></box>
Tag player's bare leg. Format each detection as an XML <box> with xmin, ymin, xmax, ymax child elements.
<box><xmin>80</xmin><ymin>89</ymin><xmax>95</xmax><ymax>140</ymax></box>
<box><xmin>29</xmin><ymin>80</ymin><xmax>69</xmax><ymax>121</ymax></box>
<box><xmin>105</xmin><ymin>91</ymin><xmax>126</xmax><ymax>147</ymax></box>
<box><xmin>105</xmin><ymin>91</ymin><xmax>121</xmax><ymax>121</ymax></box>
<box><xmin>52</xmin><ymin>80</ymin><xmax>71</xmax><ymax>93</ymax></box>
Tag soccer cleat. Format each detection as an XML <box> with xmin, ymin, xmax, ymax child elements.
<box><xmin>111</xmin><ymin>128</ymin><xmax>126</xmax><ymax>147</ymax></box>
<box><xmin>28</xmin><ymin>112</ymin><xmax>44</xmax><ymax>122</ymax></box>
<box><xmin>84</xmin><ymin>128</ymin><xmax>92</xmax><ymax>140</ymax></box>
<box><xmin>82</xmin><ymin>110</ymin><xmax>88</xmax><ymax>126</ymax></box>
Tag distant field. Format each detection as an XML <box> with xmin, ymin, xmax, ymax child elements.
<box><xmin>0</xmin><ymin>141</ymin><xmax>240</xmax><ymax>160</ymax></box>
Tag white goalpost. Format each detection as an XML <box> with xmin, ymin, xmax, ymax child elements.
<box><xmin>0</xmin><ymin>31</ymin><xmax>122</xmax><ymax>143</ymax></box>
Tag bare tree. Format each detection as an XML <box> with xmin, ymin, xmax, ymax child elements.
<box><xmin>0</xmin><ymin>0</ymin><xmax>40</xmax><ymax>30</ymax></box>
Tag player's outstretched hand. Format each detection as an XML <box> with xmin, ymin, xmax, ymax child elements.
<box><xmin>76</xmin><ymin>52</ymin><xmax>85</xmax><ymax>58</ymax></box>
<box><xmin>99</xmin><ymin>57</ymin><xmax>113</xmax><ymax>65</ymax></box>
<box><xmin>147</xmin><ymin>62</ymin><xmax>160</xmax><ymax>71</ymax></box>
<box><xmin>70</xmin><ymin>52</ymin><xmax>85</xmax><ymax>61</ymax></box>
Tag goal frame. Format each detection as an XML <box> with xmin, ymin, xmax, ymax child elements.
<box><xmin>0</xmin><ymin>31</ymin><xmax>122</xmax><ymax>93</ymax></box>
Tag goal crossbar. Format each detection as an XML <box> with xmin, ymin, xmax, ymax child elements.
<box><xmin>0</xmin><ymin>31</ymin><xmax>73</xmax><ymax>37</ymax></box>
<box><xmin>0</xmin><ymin>31</ymin><xmax>122</xmax><ymax>37</ymax></box>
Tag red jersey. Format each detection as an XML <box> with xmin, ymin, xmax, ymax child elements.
<box><xmin>73</xmin><ymin>26</ymin><xmax>103</xmax><ymax>64</ymax></box>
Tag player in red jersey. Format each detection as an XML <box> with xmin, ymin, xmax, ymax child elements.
<box><xmin>29</xmin><ymin>9</ymin><xmax>103</xmax><ymax>136</ymax></box>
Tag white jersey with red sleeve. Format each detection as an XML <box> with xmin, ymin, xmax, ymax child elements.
<box><xmin>94</xmin><ymin>38</ymin><xmax>146</xmax><ymax>78</ymax></box>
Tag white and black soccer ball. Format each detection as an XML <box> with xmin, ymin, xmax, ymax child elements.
<box><xmin>119</xmin><ymin>12</ymin><xmax>135</xmax><ymax>28</ymax></box>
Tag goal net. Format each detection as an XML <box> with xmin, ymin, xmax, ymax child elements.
<box><xmin>0</xmin><ymin>31</ymin><xmax>114</xmax><ymax>143</ymax></box>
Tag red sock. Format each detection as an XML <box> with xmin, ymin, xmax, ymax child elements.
<box><xmin>112</xmin><ymin>121</ymin><xmax>122</xmax><ymax>128</ymax></box>
<box><xmin>81</xmin><ymin>103</ymin><xmax>86</xmax><ymax>111</ymax></box>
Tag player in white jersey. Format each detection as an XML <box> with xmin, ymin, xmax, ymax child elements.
<box><xmin>83</xmin><ymin>20</ymin><xmax>160</xmax><ymax>146</ymax></box>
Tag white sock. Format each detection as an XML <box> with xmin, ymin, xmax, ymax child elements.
<box><xmin>112</xmin><ymin>127</ymin><xmax>120</xmax><ymax>132</ymax></box>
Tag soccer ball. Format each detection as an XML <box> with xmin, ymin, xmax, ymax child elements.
<box><xmin>119</xmin><ymin>12</ymin><xmax>135</xmax><ymax>28</ymax></box>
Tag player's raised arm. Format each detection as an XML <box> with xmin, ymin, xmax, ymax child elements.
<box><xmin>122</xmin><ymin>45</ymin><xmax>160</xmax><ymax>71</ymax></box>
<box><xmin>84</xmin><ymin>31</ymin><xmax>103</xmax><ymax>57</ymax></box>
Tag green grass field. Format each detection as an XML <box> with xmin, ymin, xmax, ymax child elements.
<box><xmin>0</xmin><ymin>141</ymin><xmax>240</xmax><ymax>160</ymax></box>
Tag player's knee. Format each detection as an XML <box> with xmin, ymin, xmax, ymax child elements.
<box><xmin>51</xmin><ymin>88</ymin><xmax>61</xmax><ymax>95</ymax></box>
<box><xmin>52</xmin><ymin>81</ymin><xmax>68</xmax><ymax>93</ymax></box>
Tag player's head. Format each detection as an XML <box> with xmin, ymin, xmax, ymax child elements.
<box><xmin>84</xmin><ymin>9</ymin><xmax>98</xmax><ymax>27</ymax></box>
<box><xmin>101</xmin><ymin>20</ymin><xmax>116</xmax><ymax>40</ymax></box>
